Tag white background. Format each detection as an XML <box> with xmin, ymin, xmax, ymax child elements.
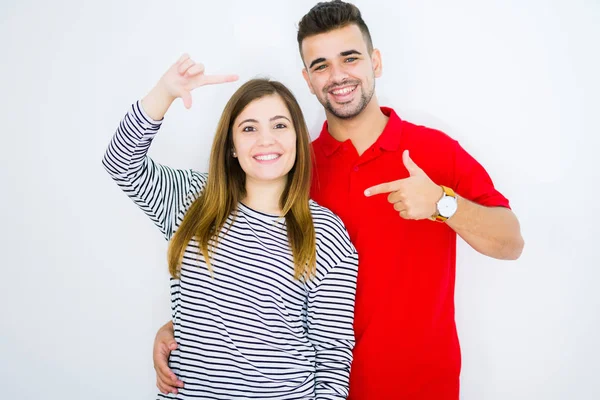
<box><xmin>1</xmin><ymin>0</ymin><xmax>598</xmax><ymax>399</ymax></box>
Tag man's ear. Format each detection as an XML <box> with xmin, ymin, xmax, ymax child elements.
<box><xmin>302</xmin><ymin>68</ymin><xmax>315</xmax><ymax>95</ymax></box>
<box><xmin>372</xmin><ymin>48</ymin><xmax>383</xmax><ymax>78</ymax></box>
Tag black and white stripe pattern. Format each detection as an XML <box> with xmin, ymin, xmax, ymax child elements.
<box><xmin>103</xmin><ymin>101</ymin><xmax>358</xmax><ymax>399</ymax></box>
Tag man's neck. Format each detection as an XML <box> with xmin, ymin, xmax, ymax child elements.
<box><xmin>326</xmin><ymin>98</ymin><xmax>389</xmax><ymax>156</ymax></box>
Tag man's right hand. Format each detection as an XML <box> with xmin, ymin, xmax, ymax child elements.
<box><xmin>153</xmin><ymin>320</ymin><xmax>183</xmax><ymax>394</ymax></box>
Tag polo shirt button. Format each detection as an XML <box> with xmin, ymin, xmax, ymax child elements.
<box><xmin>353</xmin><ymin>166</ymin><xmax>359</xmax><ymax>172</ymax></box>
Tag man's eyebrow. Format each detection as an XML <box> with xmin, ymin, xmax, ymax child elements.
<box><xmin>340</xmin><ymin>49</ymin><xmax>362</xmax><ymax>57</ymax></box>
<box><xmin>309</xmin><ymin>50</ymin><xmax>363</xmax><ymax>69</ymax></box>
<box><xmin>309</xmin><ymin>57</ymin><xmax>326</xmax><ymax>69</ymax></box>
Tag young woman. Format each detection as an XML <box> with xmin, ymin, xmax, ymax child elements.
<box><xmin>102</xmin><ymin>54</ymin><xmax>358</xmax><ymax>399</ymax></box>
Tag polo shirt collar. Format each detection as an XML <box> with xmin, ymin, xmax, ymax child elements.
<box><xmin>316</xmin><ymin>107</ymin><xmax>403</xmax><ymax>157</ymax></box>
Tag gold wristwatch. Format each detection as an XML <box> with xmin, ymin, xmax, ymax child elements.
<box><xmin>430</xmin><ymin>185</ymin><xmax>458</xmax><ymax>222</ymax></box>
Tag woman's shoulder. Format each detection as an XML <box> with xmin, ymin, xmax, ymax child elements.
<box><xmin>309</xmin><ymin>199</ymin><xmax>355</xmax><ymax>258</ymax></box>
<box><xmin>309</xmin><ymin>200</ymin><xmax>346</xmax><ymax>232</ymax></box>
<box><xmin>176</xmin><ymin>170</ymin><xmax>209</xmax><ymax>216</ymax></box>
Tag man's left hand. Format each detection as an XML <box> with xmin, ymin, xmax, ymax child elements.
<box><xmin>364</xmin><ymin>150</ymin><xmax>443</xmax><ymax>220</ymax></box>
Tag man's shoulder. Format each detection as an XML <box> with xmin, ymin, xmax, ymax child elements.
<box><xmin>310</xmin><ymin>131</ymin><xmax>326</xmax><ymax>150</ymax></box>
<box><xmin>309</xmin><ymin>112</ymin><xmax>458</xmax><ymax>151</ymax></box>
<box><xmin>397</xmin><ymin>118</ymin><xmax>457</xmax><ymax>147</ymax></box>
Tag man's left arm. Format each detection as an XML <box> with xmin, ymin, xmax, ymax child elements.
<box><xmin>365</xmin><ymin>149</ymin><xmax>524</xmax><ymax>260</ymax></box>
<box><xmin>446</xmin><ymin>195</ymin><xmax>523</xmax><ymax>260</ymax></box>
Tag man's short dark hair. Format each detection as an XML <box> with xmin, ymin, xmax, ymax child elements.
<box><xmin>297</xmin><ymin>0</ymin><xmax>373</xmax><ymax>58</ymax></box>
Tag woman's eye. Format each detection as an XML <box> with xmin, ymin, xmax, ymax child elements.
<box><xmin>274</xmin><ymin>123</ymin><xmax>287</xmax><ymax>129</ymax></box>
<box><xmin>242</xmin><ymin>126</ymin><xmax>256</xmax><ymax>132</ymax></box>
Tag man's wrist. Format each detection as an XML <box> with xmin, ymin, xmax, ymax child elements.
<box><xmin>430</xmin><ymin>185</ymin><xmax>458</xmax><ymax>222</ymax></box>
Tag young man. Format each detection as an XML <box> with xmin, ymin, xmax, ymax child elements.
<box><xmin>152</xmin><ymin>1</ymin><xmax>524</xmax><ymax>399</ymax></box>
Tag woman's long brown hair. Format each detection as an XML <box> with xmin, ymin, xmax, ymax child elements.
<box><xmin>167</xmin><ymin>79</ymin><xmax>316</xmax><ymax>280</ymax></box>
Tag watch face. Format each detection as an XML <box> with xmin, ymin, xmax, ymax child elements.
<box><xmin>438</xmin><ymin>196</ymin><xmax>458</xmax><ymax>218</ymax></box>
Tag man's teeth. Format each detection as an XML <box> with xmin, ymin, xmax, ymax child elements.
<box><xmin>255</xmin><ymin>154</ymin><xmax>280</xmax><ymax>161</ymax></box>
<box><xmin>331</xmin><ymin>86</ymin><xmax>356</xmax><ymax>95</ymax></box>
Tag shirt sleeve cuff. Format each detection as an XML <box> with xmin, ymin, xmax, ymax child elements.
<box><xmin>133</xmin><ymin>99</ymin><xmax>164</xmax><ymax>126</ymax></box>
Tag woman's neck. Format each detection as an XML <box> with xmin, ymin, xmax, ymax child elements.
<box><xmin>242</xmin><ymin>176</ymin><xmax>287</xmax><ymax>215</ymax></box>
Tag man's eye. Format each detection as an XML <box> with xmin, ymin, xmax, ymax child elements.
<box><xmin>345</xmin><ymin>57</ymin><xmax>357</xmax><ymax>63</ymax></box>
<box><xmin>314</xmin><ymin>64</ymin><xmax>327</xmax><ymax>71</ymax></box>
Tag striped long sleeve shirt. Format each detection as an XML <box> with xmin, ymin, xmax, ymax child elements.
<box><xmin>102</xmin><ymin>101</ymin><xmax>358</xmax><ymax>399</ymax></box>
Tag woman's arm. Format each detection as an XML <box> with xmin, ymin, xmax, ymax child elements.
<box><xmin>307</xmin><ymin>250</ymin><xmax>358</xmax><ymax>399</ymax></box>
<box><xmin>102</xmin><ymin>54</ymin><xmax>237</xmax><ymax>239</ymax></box>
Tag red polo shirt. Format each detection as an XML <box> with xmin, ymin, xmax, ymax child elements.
<box><xmin>310</xmin><ymin>107</ymin><xmax>510</xmax><ymax>400</ymax></box>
